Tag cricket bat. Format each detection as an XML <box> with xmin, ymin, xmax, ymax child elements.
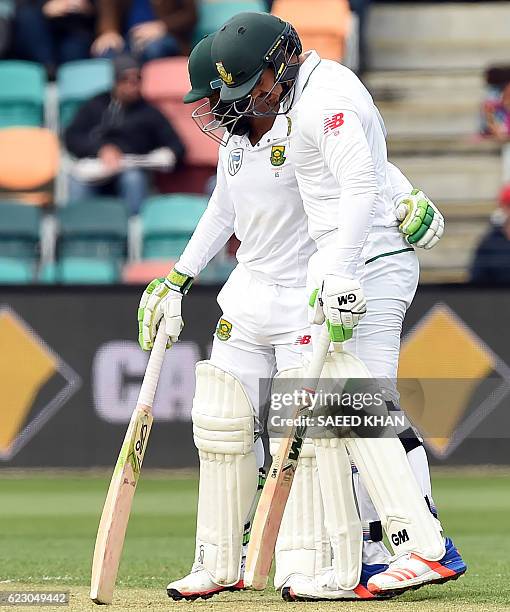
<box><xmin>90</xmin><ymin>325</ymin><xmax>168</xmax><ymax>605</ymax></box>
<box><xmin>244</xmin><ymin>325</ymin><xmax>332</xmax><ymax>590</ymax></box>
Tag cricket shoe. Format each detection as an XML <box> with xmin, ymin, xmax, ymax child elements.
<box><xmin>281</xmin><ymin>563</ymin><xmax>390</xmax><ymax>601</ymax></box>
<box><xmin>166</xmin><ymin>563</ymin><xmax>244</xmax><ymax>601</ymax></box>
<box><xmin>367</xmin><ymin>537</ymin><xmax>467</xmax><ymax>596</ymax></box>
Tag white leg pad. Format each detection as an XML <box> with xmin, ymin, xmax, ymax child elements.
<box><xmin>314</xmin><ymin>437</ymin><xmax>363</xmax><ymax>590</ymax></box>
<box><xmin>321</xmin><ymin>352</ymin><xmax>445</xmax><ymax>561</ymax></box>
<box><xmin>270</xmin><ymin>367</ymin><xmax>331</xmax><ymax>590</ymax></box>
<box><xmin>193</xmin><ymin>361</ymin><xmax>258</xmax><ymax>586</ymax></box>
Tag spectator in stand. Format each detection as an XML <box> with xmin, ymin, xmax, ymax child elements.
<box><xmin>14</xmin><ymin>0</ymin><xmax>95</xmax><ymax>77</ymax></box>
<box><xmin>64</xmin><ymin>54</ymin><xmax>185</xmax><ymax>215</ymax></box>
<box><xmin>482</xmin><ymin>81</ymin><xmax>510</xmax><ymax>141</ymax></box>
<box><xmin>0</xmin><ymin>0</ymin><xmax>14</xmax><ymax>57</ymax></box>
<box><xmin>470</xmin><ymin>185</ymin><xmax>510</xmax><ymax>285</ymax></box>
<box><xmin>91</xmin><ymin>0</ymin><xmax>196</xmax><ymax>63</ymax></box>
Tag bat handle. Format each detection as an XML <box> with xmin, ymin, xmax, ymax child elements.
<box><xmin>306</xmin><ymin>325</ymin><xmax>331</xmax><ymax>382</ymax></box>
<box><xmin>137</xmin><ymin>324</ymin><xmax>169</xmax><ymax>408</ymax></box>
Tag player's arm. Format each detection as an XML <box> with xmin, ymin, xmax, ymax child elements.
<box><xmin>304</xmin><ymin>105</ymin><xmax>376</xmax><ymax>341</ymax></box>
<box><xmin>387</xmin><ymin>161</ymin><xmax>445</xmax><ymax>250</ymax></box>
<box><xmin>138</xmin><ymin>160</ymin><xmax>235</xmax><ymax>350</ymax></box>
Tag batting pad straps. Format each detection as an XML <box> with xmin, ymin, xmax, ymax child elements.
<box><xmin>193</xmin><ymin>361</ymin><xmax>258</xmax><ymax>586</ymax></box>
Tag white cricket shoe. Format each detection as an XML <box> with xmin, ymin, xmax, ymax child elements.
<box><xmin>367</xmin><ymin>537</ymin><xmax>467</xmax><ymax>596</ymax></box>
<box><xmin>281</xmin><ymin>567</ymin><xmax>377</xmax><ymax>601</ymax></box>
<box><xmin>167</xmin><ymin>563</ymin><xmax>244</xmax><ymax>601</ymax></box>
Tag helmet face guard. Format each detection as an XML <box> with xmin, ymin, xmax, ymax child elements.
<box><xmin>192</xmin><ymin>98</ymin><xmax>250</xmax><ymax>146</ymax></box>
<box><xmin>227</xmin><ymin>22</ymin><xmax>302</xmax><ymax>119</ymax></box>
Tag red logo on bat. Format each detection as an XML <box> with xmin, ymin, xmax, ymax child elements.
<box><xmin>324</xmin><ymin>112</ymin><xmax>345</xmax><ymax>134</ymax></box>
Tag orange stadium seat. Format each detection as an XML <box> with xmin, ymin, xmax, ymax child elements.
<box><xmin>122</xmin><ymin>260</ymin><xmax>176</xmax><ymax>284</ymax></box>
<box><xmin>142</xmin><ymin>57</ymin><xmax>219</xmax><ymax>168</ymax></box>
<box><xmin>272</xmin><ymin>0</ymin><xmax>352</xmax><ymax>62</ymax></box>
<box><xmin>0</xmin><ymin>127</ymin><xmax>59</xmax><ymax>205</ymax></box>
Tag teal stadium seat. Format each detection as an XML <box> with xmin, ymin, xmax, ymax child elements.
<box><xmin>57</xmin><ymin>59</ymin><xmax>113</xmax><ymax>129</ymax></box>
<box><xmin>193</xmin><ymin>0</ymin><xmax>267</xmax><ymax>44</ymax></box>
<box><xmin>57</xmin><ymin>198</ymin><xmax>128</xmax><ymax>262</ymax></box>
<box><xmin>0</xmin><ymin>257</ymin><xmax>33</xmax><ymax>283</ymax></box>
<box><xmin>58</xmin><ymin>257</ymin><xmax>118</xmax><ymax>284</ymax></box>
<box><xmin>142</xmin><ymin>194</ymin><xmax>208</xmax><ymax>259</ymax></box>
<box><xmin>0</xmin><ymin>201</ymin><xmax>40</xmax><ymax>260</ymax></box>
<box><xmin>0</xmin><ymin>61</ymin><xmax>46</xmax><ymax>128</ymax></box>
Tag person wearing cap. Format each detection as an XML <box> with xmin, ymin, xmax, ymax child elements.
<box><xmin>64</xmin><ymin>54</ymin><xmax>185</xmax><ymax>215</ymax></box>
<box><xmin>136</xmin><ymin>28</ymin><xmax>453</xmax><ymax>603</ymax></box>
<box><xmin>470</xmin><ymin>184</ymin><xmax>510</xmax><ymax>284</ymax></box>
<box><xmin>207</xmin><ymin>11</ymin><xmax>465</xmax><ymax>600</ymax></box>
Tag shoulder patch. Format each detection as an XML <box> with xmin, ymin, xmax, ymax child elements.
<box><xmin>324</xmin><ymin>112</ymin><xmax>345</xmax><ymax>135</ymax></box>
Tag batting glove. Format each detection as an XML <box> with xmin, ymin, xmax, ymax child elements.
<box><xmin>396</xmin><ymin>189</ymin><xmax>445</xmax><ymax>250</ymax></box>
<box><xmin>309</xmin><ymin>275</ymin><xmax>367</xmax><ymax>343</ymax></box>
<box><xmin>137</xmin><ymin>268</ymin><xmax>193</xmax><ymax>351</ymax></box>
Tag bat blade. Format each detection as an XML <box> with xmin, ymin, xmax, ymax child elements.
<box><xmin>90</xmin><ymin>405</ymin><xmax>153</xmax><ymax>604</ymax></box>
<box><xmin>244</xmin><ymin>326</ymin><xmax>331</xmax><ymax>590</ymax></box>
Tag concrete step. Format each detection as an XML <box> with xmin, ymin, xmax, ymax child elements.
<box><xmin>389</xmin><ymin>154</ymin><xmax>502</xmax><ymax>202</ymax></box>
<box><xmin>386</xmin><ymin>135</ymin><xmax>500</xmax><ymax>156</ymax></box>
<box><xmin>368</xmin><ymin>2</ymin><xmax>510</xmax><ymax>70</ymax></box>
<box><xmin>366</xmin><ymin>70</ymin><xmax>485</xmax><ymax>137</ymax></box>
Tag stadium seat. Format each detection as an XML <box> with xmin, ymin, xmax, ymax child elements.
<box><xmin>57</xmin><ymin>59</ymin><xmax>113</xmax><ymax>129</ymax></box>
<box><xmin>194</xmin><ymin>0</ymin><xmax>267</xmax><ymax>43</ymax></box>
<box><xmin>141</xmin><ymin>194</ymin><xmax>208</xmax><ymax>259</ymax></box>
<box><xmin>57</xmin><ymin>257</ymin><xmax>119</xmax><ymax>284</ymax></box>
<box><xmin>0</xmin><ymin>127</ymin><xmax>59</xmax><ymax>205</ymax></box>
<box><xmin>0</xmin><ymin>61</ymin><xmax>46</xmax><ymax>128</ymax></box>
<box><xmin>271</xmin><ymin>0</ymin><xmax>351</xmax><ymax>61</ymax></box>
<box><xmin>0</xmin><ymin>201</ymin><xmax>41</xmax><ymax>261</ymax></box>
<box><xmin>122</xmin><ymin>259</ymin><xmax>176</xmax><ymax>283</ymax></box>
<box><xmin>0</xmin><ymin>257</ymin><xmax>33</xmax><ymax>284</ymax></box>
<box><xmin>57</xmin><ymin>198</ymin><xmax>128</xmax><ymax>262</ymax></box>
<box><xmin>142</xmin><ymin>58</ymin><xmax>219</xmax><ymax>167</ymax></box>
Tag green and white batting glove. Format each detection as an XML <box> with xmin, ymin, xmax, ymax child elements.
<box><xmin>396</xmin><ymin>189</ymin><xmax>445</xmax><ymax>250</ymax></box>
<box><xmin>309</xmin><ymin>275</ymin><xmax>367</xmax><ymax>343</ymax></box>
<box><xmin>137</xmin><ymin>268</ymin><xmax>193</xmax><ymax>351</ymax></box>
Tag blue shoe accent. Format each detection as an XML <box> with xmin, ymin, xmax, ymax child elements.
<box><xmin>440</xmin><ymin>537</ymin><xmax>467</xmax><ymax>575</ymax></box>
<box><xmin>360</xmin><ymin>563</ymin><xmax>389</xmax><ymax>587</ymax></box>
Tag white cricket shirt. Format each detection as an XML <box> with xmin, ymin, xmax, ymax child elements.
<box><xmin>177</xmin><ymin>114</ymin><xmax>316</xmax><ymax>287</ymax></box>
<box><xmin>286</xmin><ymin>51</ymin><xmax>410</xmax><ymax>278</ymax></box>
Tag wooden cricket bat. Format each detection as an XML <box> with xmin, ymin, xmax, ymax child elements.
<box><xmin>244</xmin><ymin>325</ymin><xmax>332</xmax><ymax>590</ymax></box>
<box><xmin>90</xmin><ymin>325</ymin><xmax>168</xmax><ymax>605</ymax></box>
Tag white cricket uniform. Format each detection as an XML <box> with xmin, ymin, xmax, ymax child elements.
<box><xmin>176</xmin><ymin>114</ymin><xmax>316</xmax><ymax>420</ymax></box>
<box><xmin>286</xmin><ymin>51</ymin><xmax>420</xmax><ymax>391</ymax></box>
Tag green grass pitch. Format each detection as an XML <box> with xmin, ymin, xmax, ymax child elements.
<box><xmin>1</xmin><ymin>469</ymin><xmax>509</xmax><ymax>611</ymax></box>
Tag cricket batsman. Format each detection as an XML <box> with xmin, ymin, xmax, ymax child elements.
<box><xmin>209</xmin><ymin>11</ymin><xmax>466</xmax><ymax>599</ymax></box>
<box><xmin>137</xmin><ymin>25</ymin><xmax>463</xmax><ymax>602</ymax></box>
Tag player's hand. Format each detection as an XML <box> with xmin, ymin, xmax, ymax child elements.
<box><xmin>138</xmin><ymin>269</ymin><xmax>193</xmax><ymax>350</ymax></box>
<box><xmin>396</xmin><ymin>189</ymin><xmax>445</xmax><ymax>250</ymax></box>
<box><xmin>309</xmin><ymin>275</ymin><xmax>366</xmax><ymax>342</ymax></box>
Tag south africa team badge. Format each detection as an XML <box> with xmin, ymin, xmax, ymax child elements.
<box><xmin>216</xmin><ymin>318</ymin><xmax>233</xmax><ymax>341</ymax></box>
<box><xmin>270</xmin><ymin>145</ymin><xmax>286</xmax><ymax>167</ymax></box>
<box><xmin>228</xmin><ymin>148</ymin><xmax>243</xmax><ymax>176</ymax></box>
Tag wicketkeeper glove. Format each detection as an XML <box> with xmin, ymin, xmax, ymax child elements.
<box><xmin>396</xmin><ymin>189</ymin><xmax>445</xmax><ymax>250</ymax></box>
<box><xmin>137</xmin><ymin>268</ymin><xmax>193</xmax><ymax>351</ymax></box>
<box><xmin>309</xmin><ymin>275</ymin><xmax>367</xmax><ymax>343</ymax></box>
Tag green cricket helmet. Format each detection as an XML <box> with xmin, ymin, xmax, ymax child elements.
<box><xmin>211</xmin><ymin>11</ymin><xmax>302</xmax><ymax>106</ymax></box>
<box><xmin>183</xmin><ymin>33</ymin><xmax>223</xmax><ymax>104</ymax></box>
